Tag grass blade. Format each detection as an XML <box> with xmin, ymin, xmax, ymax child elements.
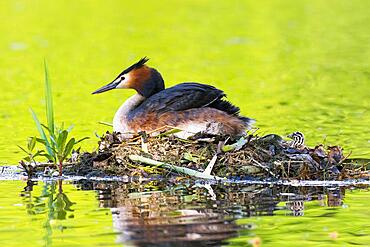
<box><xmin>44</xmin><ymin>60</ymin><xmax>54</xmax><ymax>135</ymax></box>
<box><xmin>30</xmin><ymin>108</ymin><xmax>54</xmax><ymax>159</ymax></box>
<box><xmin>98</xmin><ymin>121</ymin><xmax>113</xmax><ymax>127</ymax></box>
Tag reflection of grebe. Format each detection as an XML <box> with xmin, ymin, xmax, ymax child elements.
<box><xmin>93</xmin><ymin>58</ymin><xmax>254</xmax><ymax>138</ymax></box>
<box><xmin>108</xmin><ymin>191</ymin><xmax>238</xmax><ymax>246</ymax></box>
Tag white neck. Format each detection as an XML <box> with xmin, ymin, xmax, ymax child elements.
<box><xmin>113</xmin><ymin>93</ymin><xmax>145</xmax><ymax>133</ymax></box>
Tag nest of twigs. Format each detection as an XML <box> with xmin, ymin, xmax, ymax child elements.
<box><xmin>66</xmin><ymin>131</ymin><xmax>368</xmax><ymax>180</ymax></box>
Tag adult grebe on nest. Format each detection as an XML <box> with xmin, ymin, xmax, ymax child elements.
<box><xmin>93</xmin><ymin>57</ymin><xmax>254</xmax><ymax>139</ymax></box>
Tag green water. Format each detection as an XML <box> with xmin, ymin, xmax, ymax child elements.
<box><xmin>0</xmin><ymin>0</ymin><xmax>369</xmax><ymax>246</ymax></box>
<box><xmin>0</xmin><ymin>181</ymin><xmax>369</xmax><ymax>246</ymax></box>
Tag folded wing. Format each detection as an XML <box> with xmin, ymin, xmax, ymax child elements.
<box><xmin>130</xmin><ymin>83</ymin><xmax>227</xmax><ymax>116</ymax></box>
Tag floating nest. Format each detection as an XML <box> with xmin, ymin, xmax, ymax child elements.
<box><xmin>66</xmin><ymin>131</ymin><xmax>368</xmax><ymax>180</ymax></box>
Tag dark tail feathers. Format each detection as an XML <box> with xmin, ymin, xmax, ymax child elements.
<box><xmin>209</xmin><ymin>99</ymin><xmax>240</xmax><ymax>115</ymax></box>
<box><xmin>209</xmin><ymin>99</ymin><xmax>255</xmax><ymax>128</ymax></box>
<box><xmin>238</xmin><ymin>116</ymin><xmax>256</xmax><ymax>128</ymax></box>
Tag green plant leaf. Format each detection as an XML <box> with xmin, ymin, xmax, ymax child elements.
<box><xmin>30</xmin><ymin>108</ymin><xmax>54</xmax><ymax>159</ymax></box>
<box><xmin>222</xmin><ymin>137</ymin><xmax>247</xmax><ymax>152</ymax></box>
<box><xmin>158</xmin><ymin>128</ymin><xmax>182</xmax><ymax>137</ymax></box>
<box><xmin>42</xmin><ymin>153</ymin><xmax>54</xmax><ymax>162</ymax></box>
<box><xmin>63</xmin><ymin>138</ymin><xmax>76</xmax><ymax>161</ymax></box>
<box><xmin>41</xmin><ymin>123</ymin><xmax>50</xmax><ymax>132</ymax></box>
<box><xmin>49</xmin><ymin>134</ymin><xmax>57</xmax><ymax>147</ymax></box>
<box><xmin>27</xmin><ymin>137</ymin><xmax>37</xmax><ymax>151</ymax></box>
<box><xmin>75</xmin><ymin>137</ymin><xmax>89</xmax><ymax>144</ymax></box>
<box><xmin>23</xmin><ymin>156</ymin><xmax>31</xmax><ymax>162</ymax></box>
<box><xmin>183</xmin><ymin>152</ymin><xmax>199</xmax><ymax>163</ymax></box>
<box><xmin>17</xmin><ymin>145</ymin><xmax>30</xmax><ymax>155</ymax></box>
<box><xmin>41</xmin><ymin>124</ymin><xmax>56</xmax><ymax>141</ymax></box>
<box><xmin>35</xmin><ymin>138</ymin><xmax>47</xmax><ymax>145</ymax></box>
<box><xmin>35</xmin><ymin>138</ymin><xmax>57</xmax><ymax>154</ymax></box>
<box><xmin>33</xmin><ymin>150</ymin><xmax>45</xmax><ymax>157</ymax></box>
<box><xmin>44</xmin><ymin>60</ymin><xmax>55</xmax><ymax>135</ymax></box>
<box><xmin>57</xmin><ymin>130</ymin><xmax>69</xmax><ymax>150</ymax></box>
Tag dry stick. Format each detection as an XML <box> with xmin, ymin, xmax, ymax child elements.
<box><xmin>203</xmin><ymin>154</ymin><xmax>217</xmax><ymax>176</ymax></box>
<box><xmin>337</xmin><ymin>151</ymin><xmax>352</xmax><ymax>166</ymax></box>
<box><xmin>248</xmin><ymin>127</ymin><xmax>259</xmax><ymax>136</ymax></box>
<box><xmin>249</xmin><ymin>157</ymin><xmax>277</xmax><ymax>177</ymax></box>
<box><xmin>129</xmin><ymin>155</ymin><xmax>225</xmax><ymax>181</ymax></box>
<box><xmin>352</xmin><ymin>162</ymin><xmax>368</xmax><ymax>173</ymax></box>
<box><xmin>203</xmin><ymin>141</ymin><xmax>225</xmax><ymax>176</ymax></box>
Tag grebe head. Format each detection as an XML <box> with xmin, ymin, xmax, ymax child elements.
<box><xmin>92</xmin><ymin>57</ymin><xmax>164</xmax><ymax>97</ymax></box>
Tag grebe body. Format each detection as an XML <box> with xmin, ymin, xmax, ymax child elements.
<box><xmin>93</xmin><ymin>58</ymin><xmax>254</xmax><ymax>138</ymax></box>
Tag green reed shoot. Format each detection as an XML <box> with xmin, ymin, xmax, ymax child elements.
<box><xmin>17</xmin><ymin>136</ymin><xmax>46</xmax><ymax>164</ymax></box>
<box><xmin>26</xmin><ymin>61</ymin><xmax>88</xmax><ymax>176</ymax></box>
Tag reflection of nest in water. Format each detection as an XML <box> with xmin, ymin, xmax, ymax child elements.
<box><xmin>111</xmin><ymin>207</ymin><xmax>238</xmax><ymax>246</ymax></box>
<box><xmin>92</xmin><ymin>182</ymin><xmax>240</xmax><ymax>246</ymax></box>
<box><xmin>81</xmin><ymin>181</ymin><xmax>349</xmax><ymax>246</ymax></box>
<box><xmin>68</xmin><ymin>131</ymin><xmax>367</xmax><ymax>180</ymax></box>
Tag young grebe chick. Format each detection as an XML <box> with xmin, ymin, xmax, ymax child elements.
<box><xmin>93</xmin><ymin>58</ymin><xmax>254</xmax><ymax>139</ymax></box>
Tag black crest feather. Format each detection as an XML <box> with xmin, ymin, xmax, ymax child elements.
<box><xmin>120</xmin><ymin>57</ymin><xmax>149</xmax><ymax>75</ymax></box>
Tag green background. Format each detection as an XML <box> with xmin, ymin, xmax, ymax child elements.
<box><xmin>0</xmin><ymin>0</ymin><xmax>369</xmax><ymax>164</ymax></box>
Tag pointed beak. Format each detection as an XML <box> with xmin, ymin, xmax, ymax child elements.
<box><xmin>92</xmin><ymin>81</ymin><xmax>119</xmax><ymax>94</ymax></box>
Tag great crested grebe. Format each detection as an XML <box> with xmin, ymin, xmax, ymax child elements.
<box><xmin>92</xmin><ymin>58</ymin><xmax>254</xmax><ymax>138</ymax></box>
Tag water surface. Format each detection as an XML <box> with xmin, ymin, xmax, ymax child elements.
<box><xmin>0</xmin><ymin>0</ymin><xmax>369</xmax><ymax>246</ymax></box>
<box><xmin>0</xmin><ymin>180</ymin><xmax>369</xmax><ymax>246</ymax></box>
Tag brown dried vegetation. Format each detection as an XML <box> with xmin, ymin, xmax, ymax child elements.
<box><xmin>66</xmin><ymin>132</ymin><xmax>368</xmax><ymax>180</ymax></box>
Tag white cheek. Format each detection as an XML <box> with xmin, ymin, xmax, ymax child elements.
<box><xmin>116</xmin><ymin>74</ymin><xmax>132</xmax><ymax>89</ymax></box>
<box><xmin>116</xmin><ymin>81</ymin><xmax>126</xmax><ymax>89</ymax></box>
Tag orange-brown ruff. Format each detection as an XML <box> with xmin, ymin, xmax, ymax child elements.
<box><xmin>93</xmin><ymin>58</ymin><xmax>254</xmax><ymax>138</ymax></box>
